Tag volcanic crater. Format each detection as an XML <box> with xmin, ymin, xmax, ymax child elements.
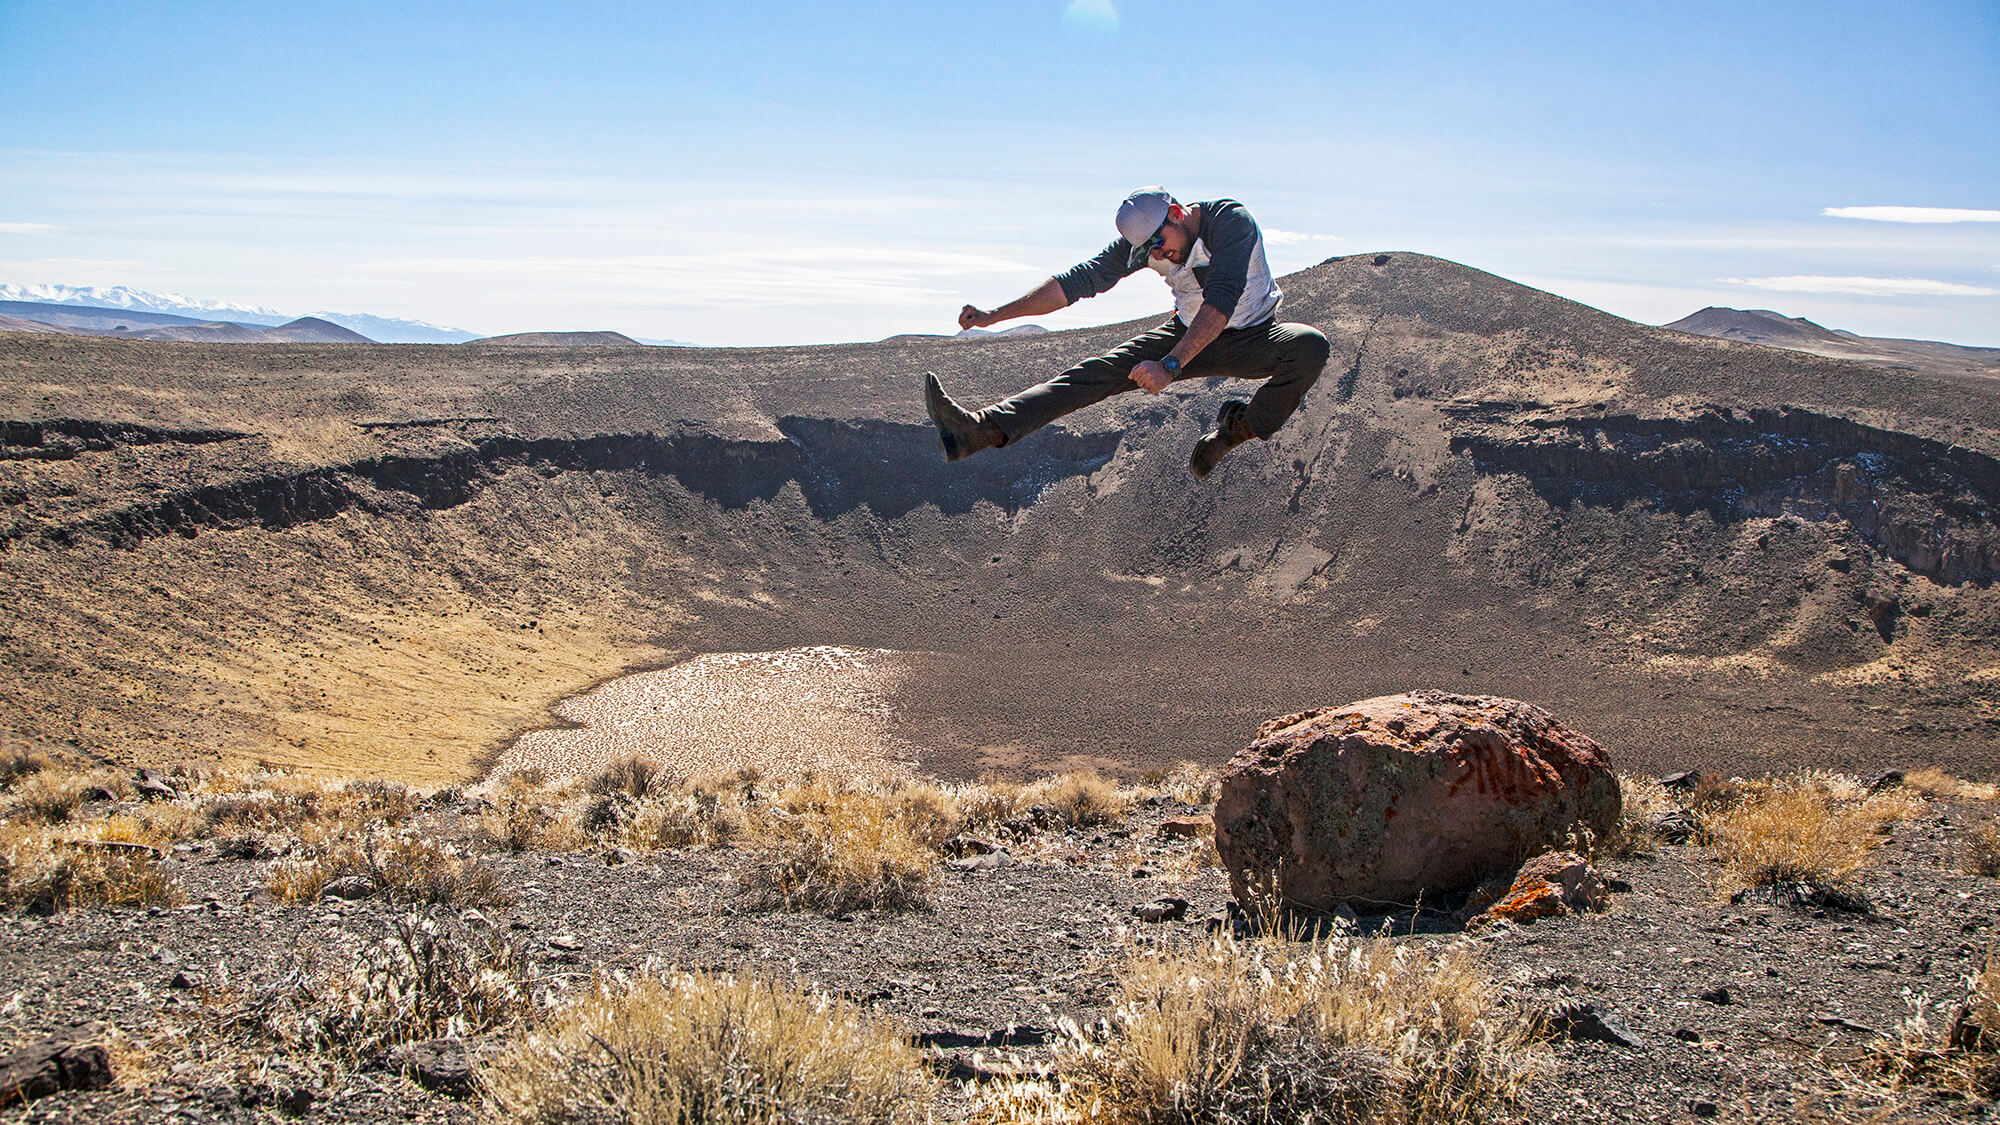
<box><xmin>1</xmin><ymin>252</ymin><xmax>1996</xmax><ymax>786</ymax></box>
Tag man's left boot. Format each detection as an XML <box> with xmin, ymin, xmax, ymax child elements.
<box><xmin>924</xmin><ymin>372</ymin><xmax>1005</xmax><ymax>462</ymax></box>
<box><xmin>1189</xmin><ymin>400</ymin><xmax>1256</xmax><ymax>479</ymax></box>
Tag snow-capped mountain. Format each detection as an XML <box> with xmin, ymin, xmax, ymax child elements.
<box><xmin>0</xmin><ymin>283</ymin><xmax>289</xmax><ymax>325</ymax></box>
<box><xmin>0</xmin><ymin>284</ymin><xmax>481</xmax><ymax>344</ymax></box>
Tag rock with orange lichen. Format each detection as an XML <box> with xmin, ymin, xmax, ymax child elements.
<box><xmin>1212</xmin><ymin>691</ymin><xmax>1621</xmax><ymax>911</ymax></box>
<box><xmin>1467</xmin><ymin>851</ymin><xmax>1610</xmax><ymax>928</ymax></box>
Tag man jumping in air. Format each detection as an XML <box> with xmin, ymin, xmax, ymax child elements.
<box><xmin>925</xmin><ymin>187</ymin><xmax>1330</xmax><ymax>479</ymax></box>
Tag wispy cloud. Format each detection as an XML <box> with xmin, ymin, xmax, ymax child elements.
<box><xmin>1061</xmin><ymin>0</ymin><xmax>1118</xmax><ymax>34</ymax></box>
<box><xmin>0</xmin><ymin>222</ymin><xmax>61</xmax><ymax>234</ymax></box>
<box><xmin>1264</xmin><ymin>228</ymin><xmax>1341</xmax><ymax>245</ymax></box>
<box><xmin>1722</xmin><ymin>275</ymin><xmax>2000</xmax><ymax>297</ymax></box>
<box><xmin>1823</xmin><ymin>206</ymin><xmax>2000</xmax><ymax>224</ymax></box>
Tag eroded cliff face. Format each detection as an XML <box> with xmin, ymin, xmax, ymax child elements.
<box><xmin>2</xmin><ymin>254</ymin><xmax>1995</xmax><ymax>782</ymax></box>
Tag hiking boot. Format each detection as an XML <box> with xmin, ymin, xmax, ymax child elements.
<box><xmin>1188</xmin><ymin>400</ymin><xmax>1256</xmax><ymax>479</ymax></box>
<box><xmin>924</xmin><ymin>372</ymin><xmax>1004</xmax><ymax>462</ymax></box>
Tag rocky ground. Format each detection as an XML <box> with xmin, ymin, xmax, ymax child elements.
<box><xmin>6</xmin><ymin>778</ymin><xmax>2000</xmax><ymax>1123</ymax></box>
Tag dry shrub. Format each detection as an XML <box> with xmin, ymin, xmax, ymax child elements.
<box><xmin>482</xmin><ymin>966</ymin><xmax>935</xmax><ymax>1125</ymax></box>
<box><xmin>0</xmin><ymin>747</ymin><xmax>52</xmax><ymax>791</ymax></box>
<box><xmin>1598</xmin><ymin>774</ymin><xmax>1668</xmax><ymax>860</ymax></box>
<box><xmin>337</xmin><ymin>778</ymin><xmax>416</xmax><ymax>821</ymax></box>
<box><xmin>268</xmin><ymin>834</ymin><xmax>508</xmax><ymax>907</ymax></box>
<box><xmin>476</xmin><ymin>791</ymin><xmax>587</xmax><ymax>854</ymax></box>
<box><xmin>980</xmin><ymin>932</ymin><xmax>1539</xmax><ymax>1124</ymax></box>
<box><xmin>1904</xmin><ymin>768</ymin><xmax>2000</xmax><ymax>801</ymax></box>
<box><xmin>886</xmin><ymin>780</ymin><xmax>965</xmax><ymax>849</ymax></box>
<box><xmin>7</xmin><ymin>772</ymin><xmax>90</xmax><ymax>825</ymax></box>
<box><xmin>1704</xmin><ymin>775</ymin><xmax>1921</xmax><ymax>894</ymax></box>
<box><xmin>743</xmin><ymin>780</ymin><xmax>939</xmax><ymax>914</ymax></box>
<box><xmin>621</xmin><ymin>790</ymin><xmax>742</xmax><ymax>850</ymax></box>
<box><xmin>1137</xmin><ymin>760</ymin><xmax>1221</xmax><ymax>806</ymax></box>
<box><xmin>957</xmin><ymin>775</ymin><xmax>1028</xmax><ymax>830</ymax></box>
<box><xmin>589</xmin><ymin>755</ymin><xmax>673</xmax><ymax>799</ymax></box>
<box><xmin>0</xmin><ymin>827</ymin><xmax>179</xmax><ymax>913</ymax></box>
<box><xmin>1849</xmin><ymin>953</ymin><xmax>2000</xmax><ymax>1102</ymax></box>
<box><xmin>1025</xmin><ymin>770</ymin><xmax>1128</xmax><ymax>829</ymax></box>
<box><xmin>1966</xmin><ymin>822</ymin><xmax>2000</xmax><ymax>878</ymax></box>
<box><xmin>1686</xmin><ymin>773</ymin><xmax>1745</xmax><ymax>813</ymax></box>
<box><xmin>206</xmin><ymin>913</ymin><xmax>531</xmax><ymax>1067</ymax></box>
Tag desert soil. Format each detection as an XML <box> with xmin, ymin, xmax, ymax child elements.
<box><xmin>5</xmin><ymin>791</ymin><xmax>2000</xmax><ymax>1123</ymax></box>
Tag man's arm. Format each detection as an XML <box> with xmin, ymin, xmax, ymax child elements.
<box><xmin>1132</xmin><ymin>303</ymin><xmax>1228</xmax><ymax>392</ymax></box>
<box><xmin>962</xmin><ymin>237</ymin><xmax>1141</xmax><ymax>330</ymax></box>
<box><xmin>960</xmin><ymin>278</ymin><xmax>1067</xmax><ymax>331</ymax></box>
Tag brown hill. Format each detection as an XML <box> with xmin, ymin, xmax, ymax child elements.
<box><xmin>0</xmin><ymin>313</ymin><xmax>83</xmax><ymax>335</ymax></box>
<box><xmin>1667</xmin><ymin>306</ymin><xmax>2000</xmax><ymax>379</ymax></box>
<box><xmin>257</xmin><ymin>316</ymin><xmax>375</xmax><ymax>343</ymax></box>
<box><xmin>0</xmin><ymin>252</ymin><xmax>1996</xmax><ymax>786</ymax></box>
<box><xmin>120</xmin><ymin>321</ymin><xmax>269</xmax><ymax>343</ymax></box>
<box><xmin>465</xmin><ymin>331</ymin><xmax>641</xmax><ymax>346</ymax></box>
<box><xmin>1664</xmin><ymin>306</ymin><xmax>1850</xmax><ymax>348</ymax></box>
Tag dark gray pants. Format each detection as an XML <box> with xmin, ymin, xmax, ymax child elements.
<box><xmin>982</xmin><ymin>318</ymin><xmax>1331</xmax><ymax>444</ymax></box>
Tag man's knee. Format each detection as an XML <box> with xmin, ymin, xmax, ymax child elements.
<box><xmin>1289</xmin><ymin>326</ymin><xmax>1331</xmax><ymax>372</ymax></box>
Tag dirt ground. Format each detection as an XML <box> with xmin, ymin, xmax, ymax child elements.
<box><xmin>6</xmin><ymin>786</ymin><xmax>2000</xmax><ymax>1123</ymax></box>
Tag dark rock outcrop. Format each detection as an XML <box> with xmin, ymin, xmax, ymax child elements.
<box><xmin>1213</xmin><ymin>692</ymin><xmax>1621</xmax><ymax>911</ymax></box>
<box><xmin>0</xmin><ymin>1038</ymin><xmax>113</xmax><ymax>1108</ymax></box>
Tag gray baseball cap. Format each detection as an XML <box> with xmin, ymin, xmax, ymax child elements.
<box><xmin>1116</xmin><ymin>187</ymin><xmax>1175</xmax><ymax>269</ymax></box>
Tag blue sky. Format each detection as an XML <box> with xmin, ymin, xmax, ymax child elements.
<box><xmin>2</xmin><ymin>1</ymin><xmax>1996</xmax><ymax>345</ymax></box>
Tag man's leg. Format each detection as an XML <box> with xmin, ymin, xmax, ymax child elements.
<box><xmin>1183</xmin><ymin>321</ymin><xmax>1331</xmax><ymax>478</ymax></box>
<box><xmin>978</xmin><ymin>320</ymin><xmax>1184</xmax><ymax>445</ymax></box>
<box><xmin>1182</xmin><ymin>321</ymin><xmax>1331</xmax><ymax>438</ymax></box>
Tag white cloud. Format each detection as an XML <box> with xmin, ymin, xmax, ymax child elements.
<box><xmin>0</xmin><ymin>222</ymin><xmax>60</xmax><ymax>234</ymax></box>
<box><xmin>1062</xmin><ymin>0</ymin><xmax>1118</xmax><ymax>34</ymax></box>
<box><xmin>1721</xmin><ymin>275</ymin><xmax>2000</xmax><ymax>297</ymax></box>
<box><xmin>1823</xmin><ymin>206</ymin><xmax>2000</xmax><ymax>224</ymax></box>
<box><xmin>1264</xmin><ymin>228</ymin><xmax>1341</xmax><ymax>245</ymax></box>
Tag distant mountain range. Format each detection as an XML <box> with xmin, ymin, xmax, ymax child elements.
<box><xmin>0</xmin><ymin>300</ymin><xmax>376</xmax><ymax>343</ymax></box>
<box><xmin>1663</xmin><ymin>307</ymin><xmax>2000</xmax><ymax>379</ymax></box>
<box><xmin>467</xmin><ymin>331</ymin><xmax>642</xmax><ymax>347</ymax></box>
<box><xmin>0</xmin><ymin>284</ymin><xmax>477</xmax><ymax>343</ymax></box>
<box><xmin>879</xmin><ymin>324</ymin><xmax>1051</xmax><ymax>344</ymax></box>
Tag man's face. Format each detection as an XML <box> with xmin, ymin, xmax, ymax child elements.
<box><xmin>1150</xmin><ymin>206</ymin><xmax>1193</xmax><ymax>265</ymax></box>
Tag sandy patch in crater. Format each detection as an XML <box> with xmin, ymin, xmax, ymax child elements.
<box><xmin>488</xmin><ymin>645</ymin><xmax>921</xmax><ymax>785</ymax></box>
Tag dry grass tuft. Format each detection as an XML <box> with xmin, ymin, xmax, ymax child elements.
<box><xmin>482</xmin><ymin>966</ymin><xmax>935</xmax><ymax>1125</ymax></box>
<box><xmin>588</xmin><ymin>754</ymin><xmax>675</xmax><ymax>799</ymax></box>
<box><xmin>1966</xmin><ymin>822</ymin><xmax>2000</xmax><ymax>878</ymax></box>
<box><xmin>620</xmin><ymin>789</ymin><xmax>743</xmax><ymax>850</ymax></box>
<box><xmin>1135</xmin><ymin>760</ymin><xmax>1220</xmax><ymax>806</ymax></box>
<box><xmin>1703</xmin><ymin>774</ymin><xmax>1922</xmax><ymax>895</ymax></box>
<box><xmin>1904</xmin><ymin>767</ymin><xmax>2000</xmax><ymax>801</ymax></box>
<box><xmin>741</xmin><ymin>779</ymin><xmax>940</xmax><ymax>914</ymax></box>
<box><xmin>1849</xmin><ymin>950</ymin><xmax>2000</xmax><ymax>1102</ymax></box>
<box><xmin>203</xmin><ymin>912</ymin><xmax>532</xmax><ymax>1067</ymax></box>
<box><xmin>1031</xmin><ymin>770</ymin><xmax>1129</xmax><ymax>828</ymax></box>
<box><xmin>0</xmin><ymin>747</ymin><xmax>52</xmax><ymax>791</ymax></box>
<box><xmin>268</xmin><ymin>833</ymin><xmax>509</xmax><ymax>907</ymax></box>
<box><xmin>0</xmin><ymin>826</ymin><xmax>179</xmax><ymax>913</ymax></box>
<box><xmin>979</xmin><ymin>931</ymin><xmax>1540</xmax><ymax>1124</ymax></box>
<box><xmin>1599</xmin><ymin>773</ymin><xmax>1669</xmax><ymax>859</ymax></box>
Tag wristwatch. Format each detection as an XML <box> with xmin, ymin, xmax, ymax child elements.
<box><xmin>1159</xmin><ymin>355</ymin><xmax>1182</xmax><ymax>377</ymax></box>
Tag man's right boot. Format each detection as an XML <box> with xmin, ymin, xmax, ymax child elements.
<box><xmin>924</xmin><ymin>372</ymin><xmax>1004</xmax><ymax>462</ymax></box>
<box><xmin>1188</xmin><ymin>399</ymin><xmax>1256</xmax><ymax>479</ymax></box>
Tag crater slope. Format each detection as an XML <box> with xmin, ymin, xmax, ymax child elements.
<box><xmin>1</xmin><ymin>253</ymin><xmax>1995</xmax><ymax>785</ymax></box>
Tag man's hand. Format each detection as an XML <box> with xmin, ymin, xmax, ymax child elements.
<box><xmin>1131</xmin><ymin>359</ymin><xmax>1172</xmax><ymax>394</ymax></box>
<box><xmin>958</xmin><ymin>305</ymin><xmax>994</xmax><ymax>331</ymax></box>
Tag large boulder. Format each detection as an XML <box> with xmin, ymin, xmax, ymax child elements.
<box><xmin>1213</xmin><ymin>691</ymin><xmax>1621</xmax><ymax>911</ymax></box>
